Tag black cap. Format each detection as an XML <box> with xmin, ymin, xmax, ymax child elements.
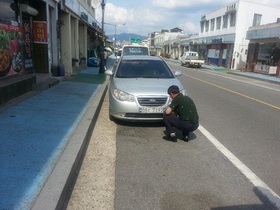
<box><xmin>167</xmin><ymin>85</ymin><xmax>179</xmax><ymax>95</ymax></box>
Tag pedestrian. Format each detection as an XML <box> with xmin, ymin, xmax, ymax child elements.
<box><xmin>163</xmin><ymin>85</ymin><xmax>199</xmax><ymax>142</ymax></box>
<box><xmin>104</xmin><ymin>49</ymin><xmax>108</xmax><ymax>68</ymax></box>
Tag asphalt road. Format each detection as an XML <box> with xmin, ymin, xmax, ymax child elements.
<box><xmin>172</xmin><ymin>63</ymin><xmax>280</xmax><ymax>194</ymax></box>
<box><xmin>67</xmin><ymin>62</ymin><xmax>280</xmax><ymax>209</ymax></box>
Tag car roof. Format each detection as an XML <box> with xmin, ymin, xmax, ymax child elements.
<box><xmin>121</xmin><ymin>55</ymin><xmax>162</xmax><ymax>61</ymax></box>
<box><xmin>122</xmin><ymin>45</ymin><xmax>148</xmax><ymax>47</ymax></box>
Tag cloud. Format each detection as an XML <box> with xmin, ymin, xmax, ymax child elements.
<box><xmin>180</xmin><ymin>21</ymin><xmax>199</xmax><ymax>35</ymax></box>
<box><xmin>98</xmin><ymin>3</ymin><xmax>166</xmax><ymax>35</ymax></box>
<box><xmin>151</xmin><ymin>0</ymin><xmax>230</xmax><ymax>9</ymax></box>
<box><xmin>104</xmin><ymin>3</ymin><xmax>133</xmax><ymax>24</ymax></box>
<box><xmin>96</xmin><ymin>0</ymin><xmax>280</xmax><ymax>36</ymax></box>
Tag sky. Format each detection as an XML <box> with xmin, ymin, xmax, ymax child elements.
<box><xmin>93</xmin><ymin>0</ymin><xmax>280</xmax><ymax>37</ymax></box>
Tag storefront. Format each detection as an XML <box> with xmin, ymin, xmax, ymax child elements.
<box><xmin>207</xmin><ymin>42</ymin><xmax>228</xmax><ymax>66</ymax></box>
<box><xmin>247</xmin><ymin>42</ymin><xmax>280</xmax><ymax>75</ymax></box>
<box><xmin>194</xmin><ymin>35</ymin><xmax>234</xmax><ymax>69</ymax></box>
<box><xmin>246</xmin><ymin>23</ymin><xmax>280</xmax><ymax>76</ymax></box>
<box><xmin>0</xmin><ymin>0</ymin><xmax>61</xmax><ymax>78</ymax></box>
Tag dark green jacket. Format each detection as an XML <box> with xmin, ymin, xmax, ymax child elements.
<box><xmin>169</xmin><ymin>93</ymin><xmax>199</xmax><ymax>124</ymax></box>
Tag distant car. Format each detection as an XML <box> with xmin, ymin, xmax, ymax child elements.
<box><xmin>122</xmin><ymin>45</ymin><xmax>150</xmax><ymax>56</ymax></box>
<box><xmin>87</xmin><ymin>57</ymin><xmax>100</xmax><ymax>67</ymax></box>
<box><xmin>105</xmin><ymin>55</ymin><xmax>186</xmax><ymax>121</ymax></box>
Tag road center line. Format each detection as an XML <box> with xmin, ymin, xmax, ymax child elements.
<box><xmin>183</xmin><ymin>74</ymin><xmax>280</xmax><ymax>110</ymax></box>
<box><xmin>198</xmin><ymin>125</ymin><xmax>280</xmax><ymax>208</ymax></box>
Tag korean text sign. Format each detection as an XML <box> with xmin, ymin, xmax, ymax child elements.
<box><xmin>33</xmin><ymin>21</ymin><xmax>48</xmax><ymax>44</ymax></box>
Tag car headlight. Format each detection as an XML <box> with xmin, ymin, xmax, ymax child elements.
<box><xmin>113</xmin><ymin>89</ymin><xmax>135</xmax><ymax>102</ymax></box>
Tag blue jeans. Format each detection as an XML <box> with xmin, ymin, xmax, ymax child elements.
<box><xmin>163</xmin><ymin>113</ymin><xmax>199</xmax><ymax>136</ymax></box>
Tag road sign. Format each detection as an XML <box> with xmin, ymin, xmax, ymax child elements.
<box><xmin>131</xmin><ymin>38</ymin><xmax>141</xmax><ymax>44</ymax></box>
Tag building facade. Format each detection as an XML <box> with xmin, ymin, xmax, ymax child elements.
<box><xmin>150</xmin><ymin>0</ymin><xmax>280</xmax><ymax>73</ymax></box>
<box><xmin>0</xmin><ymin>0</ymin><xmax>60</xmax><ymax>77</ymax></box>
<box><xmin>197</xmin><ymin>0</ymin><xmax>280</xmax><ymax>70</ymax></box>
<box><xmin>153</xmin><ymin>29</ymin><xmax>183</xmax><ymax>57</ymax></box>
<box><xmin>0</xmin><ymin>0</ymin><xmax>102</xmax><ymax>78</ymax></box>
<box><xmin>60</xmin><ymin>0</ymin><xmax>102</xmax><ymax>75</ymax></box>
<box><xmin>0</xmin><ymin>0</ymin><xmax>103</xmax><ymax>104</ymax></box>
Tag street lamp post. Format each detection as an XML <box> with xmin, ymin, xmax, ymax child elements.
<box><xmin>99</xmin><ymin>0</ymin><xmax>106</xmax><ymax>74</ymax></box>
<box><xmin>114</xmin><ymin>25</ymin><xmax>117</xmax><ymax>53</ymax></box>
<box><xmin>104</xmin><ymin>22</ymin><xmax>126</xmax><ymax>54</ymax></box>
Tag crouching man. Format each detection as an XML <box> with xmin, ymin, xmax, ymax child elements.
<box><xmin>163</xmin><ymin>85</ymin><xmax>199</xmax><ymax>142</ymax></box>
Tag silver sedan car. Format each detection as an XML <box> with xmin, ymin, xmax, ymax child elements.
<box><xmin>105</xmin><ymin>56</ymin><xmax>187</xmax><ymax>121</ymax></box>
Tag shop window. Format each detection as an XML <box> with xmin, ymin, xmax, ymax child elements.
<box><xmin>271</xmin><ymin>45</ymin><xmax>280</xmax><ymax>66</ymax></box>
<box><xmin>258</xmin><ymin>43</ymin><xmax>275</xmax><ymax>65</ymax></box>
<box><xmin>253</xmin><ymin>14</ymin><xmax>262</xmax><ymax>26</ymax></box>
<box><xmin>216</xmin><ymin>17</ymin><xmax>221</xmax><ymax>30</ymax></box>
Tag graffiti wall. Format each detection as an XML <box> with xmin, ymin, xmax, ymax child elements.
<box><xmin>0</xmin><ymin>0</ymin><xmax>27</xmax><ymax>78</ymax></box>
<box><xmin>0</xmin><ymin>22</ymin><xmax>25</xmax><ymax>77</ymax></box>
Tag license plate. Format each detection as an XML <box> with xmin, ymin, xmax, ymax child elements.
<box><xmin>140</xmin><ymin>106</ymin><xmax>164</xmax><ymax>113</ymax></box>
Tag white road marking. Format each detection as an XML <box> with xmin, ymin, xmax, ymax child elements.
<box><xmin>198</xmin><ymin>125</ymin><xmax>280</xmax><ymax>208</ymax></box>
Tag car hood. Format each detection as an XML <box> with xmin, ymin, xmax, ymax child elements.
<box><xmin>112</xmin><ymin>78</ymin><xmax>183</xmax><ymax>96</ymax></box>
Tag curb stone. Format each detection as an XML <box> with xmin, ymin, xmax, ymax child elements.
<box><xmin>31</xmin><ymin>81</ymin><xmax>108</xmax><ymax>210</ymax></box>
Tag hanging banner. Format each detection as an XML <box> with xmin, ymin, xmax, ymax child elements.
<box><xmin>33</xmin><ymin>21</ymin><xmax>48</xmax><ymax>44</ymax></box>
<box><xmin>23</xmin><ymin>19</ymin><xmax>33</xmax><ymax>73</ymax></box>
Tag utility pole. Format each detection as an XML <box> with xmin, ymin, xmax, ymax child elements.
<box><xmin>104</xmin><ymin>22</ymin><xmax>126</xmax><ymax>55</ymax></box>
<box><xmin>99</xmin><ymin>0</ymin><xmax>106</xmax><ymax>74</ymax></box>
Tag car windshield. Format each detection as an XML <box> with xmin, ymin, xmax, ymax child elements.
<box><xmin>116</xmin><ymin>60</ymin><xmax>175</xmax><ymax>78</ymax></box>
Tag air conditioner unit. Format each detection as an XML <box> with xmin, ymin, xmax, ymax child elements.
<box><xmin>20</xmin><ymin>4</ymin><xmax>38</xmax><ymax>16</ymax></box>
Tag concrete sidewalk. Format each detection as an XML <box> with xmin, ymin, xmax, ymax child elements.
<box><xmin>0</xmin><ymin>58</ymin><xmax>114</xmax><ymax>210</ymax></box>
<box><xmin>201</xmin><ymin>64</ymin><xmax>280</xmax><ymax>84</ymax></box>
<box><xmin>166</xmin><ymin>58</ymin><xmax>280</xmax><ymax>84</ymax></box>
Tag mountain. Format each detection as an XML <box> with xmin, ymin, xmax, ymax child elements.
<box><xmin>106</xmin><ymin>33</ymin><xmax>148</xmax><ymax>42</ymax></box>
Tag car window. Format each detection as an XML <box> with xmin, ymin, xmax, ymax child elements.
<box><xmin>122</xmin><ymin>46</ymin><xmax>149</xmax><ymax>56</ymax></box>
<box><xmin>116</xmin><ymin>60</ymin><xmax>174</xmax><ymax>78</ymax></box>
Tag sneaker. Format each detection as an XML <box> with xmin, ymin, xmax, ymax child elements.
<box><xmin>170</xmin><ymin>135</ymin><xmax>177</xmax><ymax>142</ymax></box>
<box><xmin>163</xmin><ymin>133</ymin><xmax>177</xmax><ymax>142</ymax></box>
<box><xmin>183</xmin><ymin>135</ymin><xmax>189</xmax><ymax>142</ymax></box>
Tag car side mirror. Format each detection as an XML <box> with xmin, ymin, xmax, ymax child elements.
<box><xmin>174</xmin><ymin>71</ymin><xmax>182</xmax><ymax>77</ymax></box>
<box><xmin>105</xmin><ymin>69</ymin><xmax>113</xmax><ymax>76</ymax></box>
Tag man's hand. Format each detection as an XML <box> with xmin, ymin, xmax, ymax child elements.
<box><xmin>165</xmin><ymin>107</ymin><xmax>173</xmax><ymax>115</ymax></box>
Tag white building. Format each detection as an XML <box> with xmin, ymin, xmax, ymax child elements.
<box><xmin>154</xmin><ymin>29</ymin><xmax>183</xmax><ymax>56</ymax></box>
<box><xmin>197</xmin><ymin>0</ymin><xmax>280</xmax><ymax>70</ymax></box>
